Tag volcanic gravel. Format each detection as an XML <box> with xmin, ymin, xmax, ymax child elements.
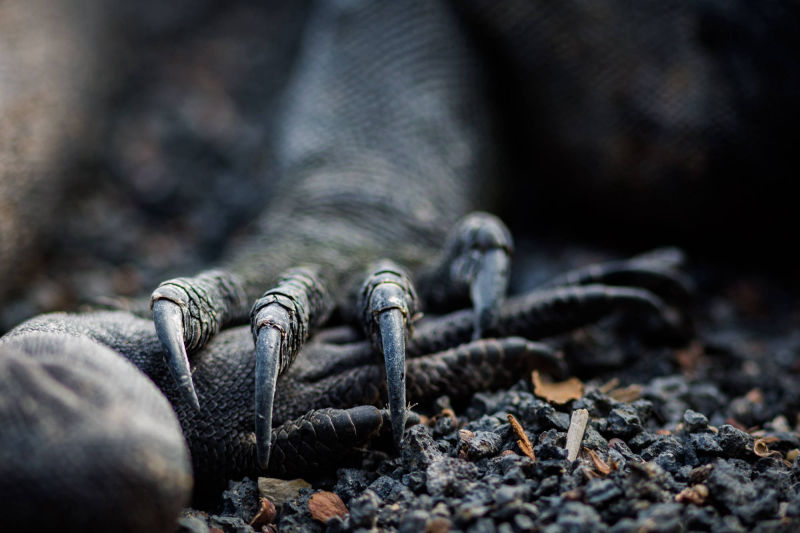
<box><xmin>177</xmin><ymin>287</ymin><xmax>800</xmax><ymax>533</ymax></box>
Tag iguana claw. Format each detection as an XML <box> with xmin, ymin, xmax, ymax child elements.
<box><xmin>153</xmin><ymin>299</ymin><xmax>200</xmax><ymax>411</ymax></box>
<box><xmin>250</xmin><ymin>267</ymin><xmax>331</xmax><ymax>469</ymax></box>
<box><xmin>359</xmin><ymin>262</ymin><xmax>417</xmax><ymax>449</ymax></box>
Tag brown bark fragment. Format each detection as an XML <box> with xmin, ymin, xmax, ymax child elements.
<box><xmin>675</xmin><ymin>484</ymin><xmax>709</xmax><ymax>505</ymax></box>
<box><xmin>308</xmin><ymin>491</ymin><xmax>348</xmax><ymax>523</ymax></box>
<box><xmin>586</xmin><ymin>448</ymin><xmax>614</xmax><ymax>476</ymax></box>
<box><xmin>507</xmin><ymin>413</ymin><xmax>536</xmax><ymax>462</ymax></box>
<box><xmin>249</xmin><ymin>498</ymin><xmax>277</xmax><ymax>530</ymax></box>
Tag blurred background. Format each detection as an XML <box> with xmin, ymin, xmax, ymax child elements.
<box><xmin>1</xmin><ymin>0</ymin><xmax>799</xmax><ymax>332</ymax></box>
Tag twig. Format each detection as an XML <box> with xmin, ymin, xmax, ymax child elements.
<box><xmin>586</xmin><ymin>448</ymin><xmax>614</xmax><ymax>476</ymax></box>
<box><xmin>565</xmin><ymin>408</ymin><xmax>589</xmax><ymax>461</ymax></box>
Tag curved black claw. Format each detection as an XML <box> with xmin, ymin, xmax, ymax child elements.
<box><xmin>469</xmin><ymin>245</ymin><xmax>512</xmax><ymax>339</ymax></box>
<box><xmin>359</xmin><ymin>261</ymin><xmax>418</xmax><ymax>450</ymax></box>
<box><xmin>419</xmin><ymin>212</ymin><xmax>513</xmax><ymax>339</ymax></box>
<box><xmin>151</xmin><ymin>270</ymin><xmax>249</xmax><ymax>411</ymax></box>
<box><xmin>250</xmin><ymin>267</ymin><xmax>331</xmax><ymax>470</ymax></box>
<box><xmin>152</xmin><ymin>299</ymin><xmax>199</xmax><ymax>411</ymax></box>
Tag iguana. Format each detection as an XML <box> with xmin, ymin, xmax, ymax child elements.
<box><xmin>4</xmin><ymin>0</ymin><xmax>791</xmax><ymax>531</ymax></box>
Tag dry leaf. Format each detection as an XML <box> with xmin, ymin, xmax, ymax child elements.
<box><xmin>745</xmin><ymin>388</ymin><xmax>765</xmax><ymax>404</ymax></box>
<box><xmin>532</xmin><ymin>370</ymin><xmax>583</xmax><ymax>404</ymax></box>
<box><xmin>586</xmin><ymin>448</ymin><xmax>613</xmax><ymax>476</ymax></box>
<box><xmin>786</xmin><ymin>449</ymin><xmax>800</xmax><ymax>463</ymax></box>
<box><xmin>441</xmin><ymin>408</ymin><xmax>457</xmax><ymax>423</ymax></box>
<box><xmin>308</xmin><ymin>491</ymin><xmax>348</xmax><ymax>523</ymax></box>
<box><xmin>507</xmin><ymin>414</ymin><xmax>535</xmax><ymax>462</ymax></box>
<box><xmin>725</xmin><ymin>418</ymin><xmax>748</xmax><ymax>431</ymax></box>
<box><xmin>608</xmin><ymin>384</ymin><xmax>643</xmax><ymax>403</ymax></box>
<box><xmin>250</xmin><ymin>498</ymin><xmax>276</xmax><ymax>529</ymax></box>
<box><xmin>675</xmin><ymin>341</ymin><xmax>704</xmax><ymax>374</ymax></box>
<box><xmin>675</xmin><ymin>484</ymin><xmax>709</xmax><ymax>505</ymax></box>
<box><xmin>754</xmin><ymin>436</ymin><xmax>783</xmax><ymax>459</ymax></box>
<box><xmin>458</xmin><ymin>429</ymin><xmax>475</xmax><ymax>443</ymax></box>
<box><xmin>598</xmin><ymin>378</ymin><xmax>620</xmax><ymax>394</ymax></box>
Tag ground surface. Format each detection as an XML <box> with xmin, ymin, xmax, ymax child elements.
<box><xmin>8</xmin><ymin>222</ymin><xmax>800</xmax><ymax>533</ymax></box>
<box><xmin>168</xmin><ymin>250</ymin><xmax>800</xmax><ymax>533</ymax></box>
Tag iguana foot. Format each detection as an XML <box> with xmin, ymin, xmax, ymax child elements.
<box><xmin>1</xmin><ymin>232</ymin><xmax>690</xmax><ymax>527</ymax></box>
<box><xmin>150</xmin><ymin>212</ymin><xmax>687</xmax><ymax>470</ymax></box>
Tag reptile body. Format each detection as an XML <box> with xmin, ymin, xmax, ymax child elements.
<box><xmin>1</xmin><ymin>0</ymin><xmax>789</xmax><ymax>531</ymax></box>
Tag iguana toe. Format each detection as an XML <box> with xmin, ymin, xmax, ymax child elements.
<box><xmin>250</xmin><ymin>267</ymin><xmax>331</xmax><ymax>469</ymax></box>
<box><xmin>150</xmin><ymin>270</ymin><xmax>249</xmax><ymax>411</ymax></box>
<box><xmin>358</xmin><ymin>261</ymin><xmax>418</xmax><ymax>450</ymax></box>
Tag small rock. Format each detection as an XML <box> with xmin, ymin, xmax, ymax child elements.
<box><xmin>634</xmin><ymin>502</ymin><xmax>683</xmax><ymax>532</ymax></box>
<box><xmin>585</xmin><ymin>478</ymin><xmax>622</xmax><ymax>506</ymax></box>
<box><xmin>257</xmin><ymin>477</ymin><xmax>311</xmax><ymax>507</ymax></box>
<box><xmin>605</xmin><ymin>406</ymin><xmax>643</xmax><ymax>439</ymax></box>
<box><xmin>715</xmin><ymin>425</ymin><xmax>754</xmax><ymax>459</ymax></box>
<box><xmin>401</xmin><ymin>470</ymin><xmax>427</xmax><ymax>493</ymax></box>
<box><xmin>513</xmin><ymin>513</ymin><xmax>535</xmax><ymax>531</ymax></box>
<box><xmin>178</xmin><ymin>513</ymin><xmax>210</xmax><ymax>533</ymax></box>
<box><xmin>402</xmin><ymin>424</ymin><xmax>443</xmax><ymax>469</ymax></box>
<box><xmin>426</xmin><ymin>457</ymin><xmax>479</xmax><ymax>497</ymax></box>
<box><xmin>554</xmin><ymin>501</ymin><xmax>605</xmax><ymax>531</ymax></box>
<box><xmin>426</xmin><ymin>517</ymin><xmax>452</xmax><ymax>533</ymax></box>
<box><xmin>348</xmin><ymin>489</ymin><xmax>381</xmax><ymax>529</ymax></box>
<box><xmin>398</xmin><ymin>509</ymin><xmax>427</xmax><ymax>533</ymax></box>
<box><xmin>461</xmin><ymin>430</ymin><xmax>503</xmax><ymax>460</ymax></box>
<box><xmin>689</xmin><ymin>432</ymin><xmax>723</xmax><ymax>455</ymax></box>
<box><xmin>682</xmin><ymin>409</ymin><xmax>710</xmax><ymax>433</ymax></box>
<box><xmin>208</xmin><ymin>515</ymin><xmax>255</xmax><ymax>533</ymax></box>
<box><xmin>495</xmin><ymin>484</ymin><xmax>529</xmax><ymax>507</ymax></box>
<box><xmin>368</xmin><ymin>475</ymin><xmax>409</xmax><ymax>503</ymax></box>
<box><xmin>220</xmin><ymin>478</ymin><xmax>260</xmax><ymax>523</ymax></box>
<box><xmin>333</xmin><ymin>469</ymin><xmax>376</xmax><ymax>503</ymax></box>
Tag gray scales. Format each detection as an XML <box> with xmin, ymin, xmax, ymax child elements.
<box><xmin>2</xmin><ymin>0</ymin><xmax>789</xmax><ymax>531</ymax></box>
